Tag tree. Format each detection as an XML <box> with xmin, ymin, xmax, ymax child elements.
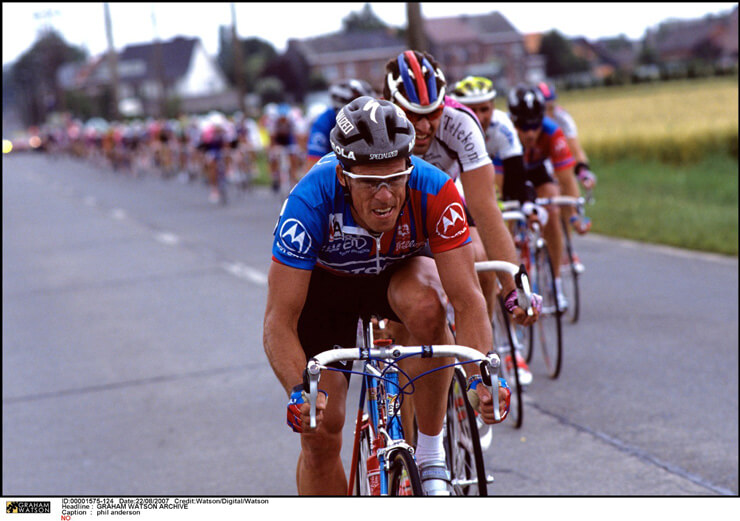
<box><xmin>539</xmin><ymin>30</ymin><xmax>590</xmax><ymax>78</ymax></box>
<box><xmin>342</xmin><ymin>3</ymin><xmax>387</xmax><ymax>32</ymax></box>
<box><xmin>217</xmin><ymin>29</ymin><xmax>277</xmax><ymax>92</ymax></box>
<box><xmin>7</xmin><ymin>28</ymin><xmax>87</xmax><ymax>125</ymax></box>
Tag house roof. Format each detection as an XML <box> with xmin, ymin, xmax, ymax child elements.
<box><xmin>423</xmin><ymin>17</ymin><xmax>479</xmax><ymax>44</ymax></box>
<box><xmin>425</xmin><ymin>11</ymin><xmax>522</xmax><ymax>45</ymax></box>
<box><xmin>292</xmin><ymin>28</ymin><xmax>406</xmax><ymax>63</ymax></box>
<box><xmin>649</xmin><ymin>7</ymin><xmax>738</xmax><ymax>56</ymax></box>
<box><xmin>118</xmin><ymin>36</ymin><xmax>198</xmax><ymax>82</ymax></box>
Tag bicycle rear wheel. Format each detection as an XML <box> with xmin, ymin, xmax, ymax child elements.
<box><xmin>533</xmin><ymin>244</ymin><xmax>563</xmax><ymax>378</ymax></box>
<box><xmin>560</xmin><ymin>216</ymin><xmax>580</xmax><ymax>324</ymax></box>
<box><xmin>444</xmin><ymin>368</ymin><xmax>488</xmax><ymax>496</ymax></box>
<box><xmin>388</xmin><ymin>448</ymin><xmax>423</xmax><ymax>496</ymax></box>
<box><xmin>494</xmin><ymin>296</ymin><xmax>523</xmax><ymax>428</ymax></box>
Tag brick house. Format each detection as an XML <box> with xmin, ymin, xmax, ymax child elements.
<box><xmin>285</xmin><ymin>11</ymin><xmax>543</xmax><ymax>96</ymax></box>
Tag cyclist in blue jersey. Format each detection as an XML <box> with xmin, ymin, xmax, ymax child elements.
<box><xmin>304</xmin><ymin>79</ymin><xmax>376</xmax><ymax>171</ymax></box>
<box><xmin>263</xmin><ymin>97</ymin><xmax>512</xmax><ymax>496</ymax></box>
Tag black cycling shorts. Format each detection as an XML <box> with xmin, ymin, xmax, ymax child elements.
<box><xmin>297</xmin><ymin>265</ymin><xmax>404</xmax><ymax>381</ymax></box>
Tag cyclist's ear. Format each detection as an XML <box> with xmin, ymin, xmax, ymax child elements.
<box><xmin>336</xmin><ymin>163</ymin><xmax>348</xmax><ymax>188</ymax></box>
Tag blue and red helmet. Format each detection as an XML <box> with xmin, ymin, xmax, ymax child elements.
<box><xmin>385</xmin><ymin>50</ymin><xmax>447</xmax><ymax>114</ymax></box>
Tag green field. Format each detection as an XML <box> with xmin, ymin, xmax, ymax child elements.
<box><xmin>588</xmin><ymin>154</ymin><xmax>738</xmax><ymax>256</ymax></box>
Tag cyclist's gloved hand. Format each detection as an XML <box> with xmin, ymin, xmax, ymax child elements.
<box><xmin>576</xmin><ymin>163</ymin><xmax>597</xmax><ymax>190</ymax></box>
<box><xmin>466</xmin><ymin>375</ymin><xmax>510</xmax><ymax>424</ymax></box>
<box><xmin>569</xmin><ymin>214</ymin><xmax>592</xmax><ymax>235</ymax></box>
<box><xmin>504</xmin><ymin>289</ymin><xmax>542</xmax><ymax>327</ymax></box>
<box><xmin>287</xmin><ymin>384</ymin><xmax>328</xmax><ymax>434</ymax></box>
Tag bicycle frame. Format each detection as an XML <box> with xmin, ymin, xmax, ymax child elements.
<box><xmin>304</xmin><ymin>332</ymin><xmax>502</xmax><ymax>496</ymax></box>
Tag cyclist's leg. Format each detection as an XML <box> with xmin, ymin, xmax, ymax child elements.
<box><xmin>536</xmin><ymin>181</ymin><xmax>563</xmax><ymax>280</ymax></box>
<box><xmin>386</xmin><ymin>255</ymin><xmax>455</xmax><ymax>436</ymax></box>
<box><xmin>296</xmin><ymin>370</ymin><xmax>349</xmax><ymax>495</ymax></box>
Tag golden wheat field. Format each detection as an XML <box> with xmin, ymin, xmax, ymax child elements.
<box><xmin>543</xmin><ymin>78</ymin><xmax>739</xmax><ymax>163</ymax></box>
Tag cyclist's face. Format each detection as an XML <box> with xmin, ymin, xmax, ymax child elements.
<box><xmin>466</xmin><ymin>101</ymin><xmax>494</xmax><ymax>130</ymax></box>
<box><xmin>516</xmin><ymin>124</ymin><xmax>541</xmax><ymax>149</ymax></box>
<box><xmin>337</xmin><ymin>158</ymin><xmax>409</xmax><ymax>234</ymax></box>
<box><xmin>402</xmin><ymin>106</ymin><xmax>443</xmax><ymax>155</ymax></box>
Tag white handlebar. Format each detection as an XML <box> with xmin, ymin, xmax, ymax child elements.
<box><xmin>305</xmin><ymin>345</ymin><xmax>501</xmax><ymax>428</ymax></box>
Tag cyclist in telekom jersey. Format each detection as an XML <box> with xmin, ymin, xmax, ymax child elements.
<box><xmin>382</xmin><ymin>51</ymin><xmax>538</xmax><ymax>338</ymax></box>
<box><xmin>507</xmin><ymin>84</ymin><xmax>590</xmax><ymax>309</ymax></box>
<box><xmin>264</xmin><ymin>97</ymin><xmax>512</xmax><ymax>496</ymax></box>
<box><xmin>304</xmin><ymin>78</ymin><xmax>377</xmax><ymax>171</ymax></box>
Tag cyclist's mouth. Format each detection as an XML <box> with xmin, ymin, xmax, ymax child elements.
<box><xmin>372</xmin><ymin>207</ymin><xmax>394</xmax><ymax>218</ymax></box>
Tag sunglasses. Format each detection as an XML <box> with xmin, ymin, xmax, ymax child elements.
<box><xmin>515</xmin><ymin>121</ymin><xmax>542</xmax><ymax>132</ymax></box>
<box><xmin>402</xmin><ymin>106</ymin><xmax>444</xmax><ymax>124</ymax></box>
<box><xmin>342</xmin><ymin>164</ymin><xmax>414</xmax><ymax>193</ymax></box>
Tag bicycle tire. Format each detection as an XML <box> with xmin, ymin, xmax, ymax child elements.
<box><xmin>494</xmin><ymin>296</ymin><xmax>524</xmax><ymax>428</ymax></box>
<box><xmin>560</xmin><ymin>216</ymin><xmax>580</xmax><ymax>324</ymax></box>
<box><xmin>388</xmin><ymin>448</ymin><xmax>424</xmax><ymax>496</ymax></box>
<box><xmin>533</xmin><ymin>244</ymin><xmax>563</xmax><ymax>378</ymax></box>
<box><xmin>353</xmin><ymin>426</ymin><xmax>373</xmax><ymax>496</ymax></box>
<box><xmin>444</xmin><ymin>367</ymin><xmax>488</xmax><ymax>496</ymax></box>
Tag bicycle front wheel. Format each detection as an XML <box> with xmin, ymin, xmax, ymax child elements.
<box><xmin>533</xmin><ymin>244</ymin><xmax>563</xmax><ymax>378</ymax></box>
<box><xmin>444</xmin><ymin>368</ymin><xmax>488</xmax><ymax>496</ymax></box>
<box><xmin>387</xmin><ymin>448</ymin><xmax>423</xmax><ymax>496</ymax></box>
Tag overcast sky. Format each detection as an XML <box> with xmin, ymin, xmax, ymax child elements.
<box><xmin>3</xmin><ymin>2</ymin><xmax>737</xmax><ymax>66</ymax></box>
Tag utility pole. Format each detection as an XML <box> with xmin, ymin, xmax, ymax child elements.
<box><xmin>231</xmin><ymin>3</ymin><xmax>247</xmax><ymax>113</ymax></box>
<box><xmin>151</xmin><ymin>6</ymin><xmax>167</xmax><ymax>118</ymax></box>
<box><xmin>104</xmin><ymin>3</ymin><xmax>120</xmax><ymax>120</ymax></box>
<box><xmin>405</xmin><ymin>2</ymin><xmax>428</xmax><ymax>52</ymax></box>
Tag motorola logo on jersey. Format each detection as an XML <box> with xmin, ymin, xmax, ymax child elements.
<box><xmin>436</xmin><ymin>202</ymin><xmax>467</xmax><ymax>239</ymax></box>
<box><xmin>280</xmin><ymin>218</ymin><xmax>312</xmax><ymax>255</ymax></box>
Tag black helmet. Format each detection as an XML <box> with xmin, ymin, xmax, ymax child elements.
<box><xmin>329</xmin><ymin>79</ymin><xmax>377</xmax><ymax>110</ymax></box>
<box><xmin>507</xmin><ymin>84</ymin><xmax>546</xmax><ymax>129</ymax></box>
<box><xmin>329</xmin><ymin>96</ymin><xmax>415</xmax><ymax>168</ymax></box>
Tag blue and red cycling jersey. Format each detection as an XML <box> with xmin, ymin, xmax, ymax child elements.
<box><xmin>522</xmin><ymin>116</ymin><xmax>575</xmax><ymax>173</ymax></box>
<box><xmin>272</xmin><ymin>154</ymin><xmax>471</xmax><ymax>275</ymax></box>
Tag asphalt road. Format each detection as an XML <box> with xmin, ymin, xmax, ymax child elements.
<box><xmin>2</xmin><ymin>152</ymin><xmax>738</xmax><ymax>497</ymax></box>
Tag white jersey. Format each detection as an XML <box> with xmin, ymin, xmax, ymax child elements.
<box><xmin>419</xmin><ymin>96</ymin><xmax>492</xmax><ymax>181</ymax></box>
<box><xmin>485</xmin><ymin>109</ymin><xmax>523</xmax><ymax>162</ymax></box>
<box><xmin>551</xmin><ymin>105</ymin><xmax>578</xmax><ymax>138</ymax></box>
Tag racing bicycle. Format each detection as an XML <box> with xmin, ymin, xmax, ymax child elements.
<box><xmin>501</xmin><ymin>202</ymin><xmax>563</xmax><ymax>378</ymax></box>
<box><xmin>304</xmin><ymin>321</ymin><xmax>504</xmax><ymax>496</ymax></box>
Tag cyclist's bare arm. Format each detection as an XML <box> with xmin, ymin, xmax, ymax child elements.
<box><xmin>263</xmin><ymin>261</ymin><xmax>312</xmax><ymax>394</ymax></box>
<box><xmin>433</xmin><ymin>245</ymin><xmax>504</xmax><ymax>424</ymax></box>
<box><xmin>264</xmin><ymin>261</ymin><xmax>329</xmax><ymax>429</ymax></box>
<box><xmin>459</xmin><ymin>164</ymin><xmax>521</xmax><ymax>305</ymax></box>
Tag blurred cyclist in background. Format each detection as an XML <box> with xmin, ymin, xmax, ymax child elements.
<box><xmin>304</xmin><ymin>79</ymin><xmax>377</xmax><ymax>171</ymax></box>
<box><xmin>537</xmin><ymin>82</ymin><xmax>597</xmax><ymax>194</ymax></box>
<box><xmin>267</xmin><ymin>103</ymin><xmax>303</xmax><ymax>193</ymax></box>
